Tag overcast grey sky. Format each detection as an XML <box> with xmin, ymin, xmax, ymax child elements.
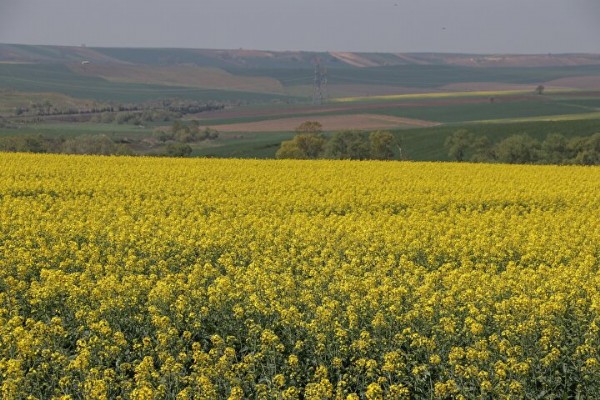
<box><xmin>1</xmin><ymin>0</ymin><xmax>599</xmax><ymax>54</ymax></box>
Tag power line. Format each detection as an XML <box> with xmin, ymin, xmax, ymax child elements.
<box><xmin>312</xmin><ymin>57</ymin><xmax>327</xmax><ymax>105</ymax></box>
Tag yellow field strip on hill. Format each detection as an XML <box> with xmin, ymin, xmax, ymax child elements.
<box><xmin>332</xmin><ymin>88</ymin><xmax>577</xmax><ymax>103</ymax></box>
<box><xmin>472</xmin><ymin>111</ymin><xmax>600</xmax><ymax>124</ymax></box>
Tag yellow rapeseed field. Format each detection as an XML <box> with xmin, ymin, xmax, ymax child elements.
<box><xmin>331</xmin><ymin>88</ymin><xmax>573</xmax><ymax>103</ymax></box>
<box><xmin>0</xmin><ymin>153</ymin><xmax>599</xmax><ymax>399</ymax></box>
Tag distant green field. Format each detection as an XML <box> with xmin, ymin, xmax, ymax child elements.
<box><xmin>3</xmin><ymin>60</ymin><xmax>600</xmax><ymax>106</ymax></box>
<box><xmin>187</xmin><ymin>118</ymin><xmax>600</xmax><ymax>160</ymax></box>
<box><xmin>0</xmin><ymin>64</ymin><xmax>293</xmax><ymax>103</ymax></box>
<box><xmin>3</xmin><ymin>45</ymin><xmax>600</xmax><ymax>161</ymax></box>
<box><xmin>394</xmin><ymin>118</ymin><xmax>600</xmax><ymax>161</ymax></box>
<box><xmin>550</xmin><ymin>98</ymin><xmax>600</xmax><ymax>109</ymax></box>
<box><xmin>197</xmin><ymin>91</ymin><xmax>600</xmax><ymax>126</ymax></box>
<box><xmin>228</xmin><ymin>64</ymin><xmax>600</xmax><ymax>88</ymax></box>
<box><xmin>330</xmin><ymin>65</ymin><xmax>600</xmax><ymax>88</ymax></box>
<box><xmin>192</xmin><ymin>132</ymin><xmax>295</xmax><ymax>158</ymax></box>
<box><xmin>369</xmin><ymin>100</ymin><xmax>589</xmax><ymax>123</ymax></box>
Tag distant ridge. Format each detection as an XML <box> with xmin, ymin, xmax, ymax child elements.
<box><xmin>2</xmin><ymin>43</ymin><xmax>600</xmax><ymax>69</ymax></box>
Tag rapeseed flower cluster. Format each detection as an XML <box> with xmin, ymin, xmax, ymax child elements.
<box><xmin>0</xmin><ymin>153</ymin><xmax>599</xmax><ymax>398</ymax></box>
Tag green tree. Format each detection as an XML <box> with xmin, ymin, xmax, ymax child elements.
<box><xmin>100</xmin><ymin>112</ymin><xmax>115</xmax><ymax>123</ymax></box>
<box><xmin>276</xmin><ymin>121</ymin><xmax>326</xmax><ymax>159</ymax></box>
<box><xmin>535</xmin><ymin>85</ymin><xmax>545</xmax><ymax>95</ymax></box>
<box><xmin>295</xmin><ymin>134</ymin><xmax>326</xmax><ymax>158</ymax></box>
<box><xmin>62</xmin><ymin>134</ymin><xmax>120</xmax><ymax>155</ymax></box>
<box><xmin>369</xmin><ymin>131</ymin><xmax>395</xmax><ymax>160</ymax></box>
<box><xmin>155</xmin><ymin>129</ymin><xmax>175</xmax><ymax>143</ymax></box>
<box><xmin>470</xmin><ymin>135</ymin><xmax>494</xmax><ymax>162</ymax></box>
<box><xmin>275</xmin><ymin>140</ymin><xmax>305</xmax><ymax>159</ymax></box>
<box><xmin>444</xmin><ymin>129</ymin><xmax>474</xmax><ymax>162</ymax></box>
<box><xmin>541</xmin><ymin>133</ymin><xmax>569</xmax><ymax>164</ymax></box>
<box><xmin>494</xmin><ymin>134</ymin><xmax>541</xmax><ymax>164</ymax></box>
<box><xmin>165</xmin><ymin>142</ymin><xmax>192</xmax><ymax>157</ymax></box>
<box><xmin>0</xmin><ymin>134</ymin><xmax>53</xmax><ymax>153</ymax></box>
<box><xmin>203</xmin><ymin>127</ymin><xmax>219</xmax><ymax>140</ymax></box>
<box><xmin>172</xmin><ymin>120</ymin><xmax>193</xmax><ymax>142</ymax></box>
<box><xmin>295</xmin><ymin>121</ymin><xmax>323</xmax><ymax>135</ymax></box>
<box><xmin>276</xmin><ymin>134</ymin><xmax>325</xmax><ymax>159</ymax></box>
<box><xmin>570</xmin><ymin>132</ymin><xmax>600</xmax><ymax>165</ymax></box>
<box><xmin>324</xmin><ymin>130</ymin><xmax>370</xmax><ymax>160</ymax></box>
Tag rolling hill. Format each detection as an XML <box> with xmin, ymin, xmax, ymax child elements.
<box><xmin>3</xmin><ymin>44</ymin><xmax>600</xmax><ymax>105</ymax></box>
<box><xmin>1</xmin><ymin>43</ymin><xmax>600</xmax><ymax>161</ymax></box>
<box><xmin>3</xmin><ymin>43</ymin><xmax>600</xmax><ymax>68</ymax></box>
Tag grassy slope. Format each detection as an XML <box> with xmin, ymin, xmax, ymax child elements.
<box><xmin>190</xmin><ymin>89</ymin><xmax>600</xmax><ymax>159</ymax></box>
<box><xmin>92</xmin><ymin>48</ymin><xmax>230</xmax><ymax>67</ymax></box>
<box><xmin>0</xmin><ymin>122</ymin><xmax>156</xmax><ymax>138</ymax></box>
<box><xmin>0</xmin><ymin>64</ymin><xmax>293</xmax><ymax>103</ymax></box>
<box><xmin>228</xmin><ymin>64</ymin><xmax>600</xmax><ymax>88</ymax></box>
<box><xmin>92</xmin><ymin>47</ymin><xmax>324</xmax><ymax>69</ymax></box>
<box><xmin>4</xmin><ymin>45</ymin><xmax>600</xmax><ymax>100</ymax></box>
<box><xmin>394</xmin><ymin>118</ymin><xmax>600</xmax><ymax>161</ymax></box>
<box><xmin>200</xmin><ymin>94</ymin><xmax>597</xmax><ymax>126</ymax></box>
<box><xmin>188</xmin><ymin>118</ymin><xmax>600</xmax><ymax>160</ymax></box>
<box><xmin>2</xmin><ymin>46</ymin><xmax>600</xmax><ymax>161</ymax></box>
<box><xmin>68</xmin><ymin>64</ymin><xmax>286</xmax><ymax>94</ymax></box>
<box><xmin>368</xmin><ymin>100</ymin><xmax>589</xmax><ymax>123</ymax></box>
<box><xmin>192</xmin><ymin>132</ymin><xmax>295</xmax><ymax>158</ymax></box>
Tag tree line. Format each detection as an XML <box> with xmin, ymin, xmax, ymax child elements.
<box><xmin>0</xmin><ymin>120</ymin><xmax>220</xmax><ymax>157</ymax></box>
<box><xmin>8</xmin><ymin>99</ymin><xmax>225</xmax><ymax>122</ymax></box>
<box><xmin>0</xmin><ymin>133</ymin><xmax>201</xmax><ymax>157</ymax></box>
<box><xmin>0</xmin><ymin>134</ymin><xmax>131</xmax><ymax>156</ymax></box>
<box><xmin>445</xmin><ymin>130</ymin><xmax>600</xmax><ymax>165</ymax></box>
<box><xmin>276</xmin><ymin>122</ymin><xmax>397</xmax><ymax>160</ymax></box>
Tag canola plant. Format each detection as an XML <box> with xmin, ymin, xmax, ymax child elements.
<box><xmin>0</xmin><ymin>153</ymin><xmax>599</xmax><ymax>399</ymax></box>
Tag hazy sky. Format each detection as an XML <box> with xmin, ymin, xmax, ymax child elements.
<box><xmin>1</xmin><ymin>0</ymin><xmax>599</xmax><ymax>54</ymax></box>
